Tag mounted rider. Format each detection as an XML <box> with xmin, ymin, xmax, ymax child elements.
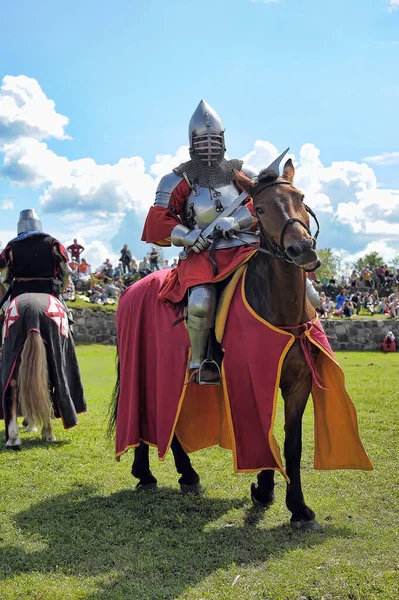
<box><xmin>142</xmin><ymin>100</ymin><xmax>260</xmax><ymax>384</ymax></box>
<box><xmin>142</xmin><ymin>100</ymin><xmax>320</xmax><ymax>384</ymax></box>
<box><xmin>0</xmin><ymin>209</ymin><xmax>70</xmax><ymax>311</ymax></box>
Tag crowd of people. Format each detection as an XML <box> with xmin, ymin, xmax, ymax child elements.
<box><xmin>62</xmin><ymin>240</ymin><xmax>178</xmax><ymax>305</ymax></box>
<box><xmin>315</xmin><ymin>287</ymin><xmax>399</xmax><ymax>319</ymax></box>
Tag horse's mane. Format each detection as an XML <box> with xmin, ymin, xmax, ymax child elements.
<box><xmin>256</xmin><ymin>169</ymin><xmax>279</xmax><ymax>193</ymax></box>
<box><xmin>255</xmin><ymin>168</ymin><xmax>280</xmax><ymax>189</ymax></box>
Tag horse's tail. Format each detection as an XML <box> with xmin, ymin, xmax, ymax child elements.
<box><xmin>18</xmin><ymin>330</ymin><xmax>53</xmax><ymax>427</ymax></box>
<box><xmin>107</xmin><ymin>345</ymin><xmax>120</xmax><ymax>438</ymax></box>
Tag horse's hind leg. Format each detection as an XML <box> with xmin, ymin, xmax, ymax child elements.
<box><xmin>251</xmin><ymin>470</ymin><xmax>275</xmax><ymax>507</ymax></box>
<box><xmin>282</xmin><ymin>377</ymin><xmax>320</xmax><ymax>531</ymax></box>
<box><xmin>171</xmin><ymin>435</ymin><xmax>203</xmax><ymax>494</ymax></box>
<box><xmin>5</xmin><ymin>379</ymin><xmax>22</xmax><ymax>450</ymax></box>
<box><xmin>131</xmin><ymin>442</ymin><xmax>158</xmax><ymax>490</ymax></box>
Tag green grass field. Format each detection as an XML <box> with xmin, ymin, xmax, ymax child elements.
<box><xmin>0</xmin><ymin>346</ymin><xmax>398</xmax><ymax>600</ymax></box>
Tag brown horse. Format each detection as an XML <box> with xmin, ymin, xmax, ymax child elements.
<box><xmin>110</xmin><ymin>159</ymin><xmax>330</xmax><ymax>530</ymax></box>
<box><xmin>110</xmin><ymin>159</ymin><xmax>372</xmax><ymax>530</ymax></box>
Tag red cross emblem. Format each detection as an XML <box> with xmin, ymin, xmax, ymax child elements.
<box><xmin>3</xmin><ymin>299</ymin><xmax>20</xmax><ymax>341</ymax></box>
<box><xmin>45</xmin><ymin>296</ymin><xmax>69</xmax><ymax>338</ymax></box>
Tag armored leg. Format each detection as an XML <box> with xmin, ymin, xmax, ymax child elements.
<box><xmin>187</xmin><ymin>284</ymin><xmax>217</xmax><ymax>369</ymax></box>
<box><xmin>187</xmin><ymin>285</ymin><xmax>220</xmax><ymax>384</ymax></box>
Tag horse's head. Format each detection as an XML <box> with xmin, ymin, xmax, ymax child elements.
<box><xmin>236</xmin><ymin>160</ymin><xmax>320</xmax><ymax>272</ymax></box>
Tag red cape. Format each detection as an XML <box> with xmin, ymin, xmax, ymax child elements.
<box><xmin>115</xmin><ymin>268</ymin><xmax>373</xmax><ymax>478</ymax></box>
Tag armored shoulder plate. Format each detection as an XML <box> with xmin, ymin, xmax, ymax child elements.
<box><xmin>241</xmin><ymin>163</ymin><xmax>259</xmax><ymax>180</ymax></box>
<box><xmin>154</xmin><ymin>172</ymin><xmax>183</xmax><ymax>207</ymax></box>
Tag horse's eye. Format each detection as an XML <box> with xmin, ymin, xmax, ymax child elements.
<box><xmin>256</xmin><ymin>207</ymin><xmax>264</xmax><ymax>216</ymax></box>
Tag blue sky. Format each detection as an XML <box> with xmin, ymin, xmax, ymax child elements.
<box><xmin>1</xmin><ymin>0</ymin><xmax>398</xmax><ymax>268</ymax></box>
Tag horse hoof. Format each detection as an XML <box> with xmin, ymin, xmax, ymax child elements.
<box><xmin>42</xmin><ymin>434</ymin><xmax>56</xmax><ymax>442</ymax></box>
<box><xmin>6</xmin><ymin>440</ymin><xmax>22</xmax><ymax>451</ymax></box>
<box><xmin>250</xmin><ymin>483</ymin><xmax>274</xmax><ymax>508</ymax></box>
<box><xmin>291</xmin><ymin>519</ymin><xmax>322</xmax><ymax>532</ymax></box>
<box><xmin>25</xmin><ymin>425</ymin><xmax>38</xmax><ymax>433</ymax></box>
<box><xmin>180</xmin><ymin>483</ymin><xmax>204</xmax><ymax>495</ymax></box>
<box><xmin>136</xmin><ymin>482</ymin><xmax>158</xmax><ymax>491</ymax></box>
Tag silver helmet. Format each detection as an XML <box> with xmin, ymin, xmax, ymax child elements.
<box><xmin>17</xmin><ymin>209</ymin><xmax>43</xmax><ymax>235</ymax></box>
<box><xmin>189</xmin><ymin>100</ymin><xmax>226</xmax><ymax>166</ymax></box>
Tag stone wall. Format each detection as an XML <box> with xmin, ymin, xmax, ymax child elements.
<box><xmin>321</xmin><ymin>319</ymin><xmax>399</xmax><ymax>351</ymax></box>
<box><xmin>71</xmin><ymin>308</ymin><xmax>398</xmax><ymax>351</ymax></box>
<box><xmin>71</xmin><ymin>308</ymin><xmax>117</xmax><ymax>345</ymax></box>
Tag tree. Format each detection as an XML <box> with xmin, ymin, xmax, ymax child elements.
<box><xmin>317</xmin><ymin>248</ymin><xmax>342</xmax><ymax>279</ymax></box>
<box><xmin>392</xmin><ymin>253</ymin><xmax>399</xmax><ymax>269</ymax></box>
<box><xmin>353</xmin><ymin>251</ymin><xmax>384</xmax><ymax>273</ymax></box>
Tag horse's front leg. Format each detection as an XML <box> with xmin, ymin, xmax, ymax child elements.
<box><xmin>171</xmin><ymin>435</ymin><xmax>203</xmax><ymax>494</ymax></box>
<box><xmin>5</xmin><ymin>379</ymin><xmax>22</xmax><ymax>450</ymax></box>
<box><xmin>131</xmin><ymin>442</ymin><xmax>158</xmax><ymax>490</ymax></box>
<box><xmin>282</xmin><ymin>375</ymin><xmax>320</xmax><ymax>530</ymax></box>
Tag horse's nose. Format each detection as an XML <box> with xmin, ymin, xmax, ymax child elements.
<box><xmin>285</xmin><ymin>239</ymin><xmax>314</xmax><ymax>260</ymax></box>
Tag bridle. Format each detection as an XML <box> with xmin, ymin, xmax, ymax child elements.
<box><xmin>248</xmin><ymin>179</ymin><xmax>321</xmax><ymax>272</ymax></box>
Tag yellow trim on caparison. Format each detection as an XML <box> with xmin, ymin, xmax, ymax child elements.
<box><xmin>221</xmin><ymin>361</ymin><xmax>238</xmax><ymax>472</ymax></box>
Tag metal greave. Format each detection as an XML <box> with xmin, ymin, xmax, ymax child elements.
<box><xmin>186</xmin><ymin>284</ymin><xmax>217</xmax><ymax>369</ymax></box>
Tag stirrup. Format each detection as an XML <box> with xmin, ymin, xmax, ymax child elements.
<box><xmin>196</xmin><ymin>359</ymin><xmax>222</xmax><ymax>386</ymax></box>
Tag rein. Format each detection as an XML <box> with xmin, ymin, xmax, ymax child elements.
<box><xmin>249</xmin><ymin>179</ymin><xmax>320</xmax><ymax>272</ymax></box>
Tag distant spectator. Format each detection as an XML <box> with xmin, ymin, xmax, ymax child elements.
<box><xmin>350</xmin><ymin>291</ymin><xmax>361</xmax><ymax>314</ymax></box>
<box><xmin>113</xmin><ymin>262</ymin><xmax>123</xmax><ymax>278</ymax></box>
<box><xmin>104</xmin><ymin>281</ymin><xmax>120</xmax><ymax>299</ymax></box>
<box><xmin>335</xmin><ymin>289</ymin><xmax>348</xmax><ymax>310</ymax></box>
<box><xmin>171</xmin><ymin>258</ymin><xmax>178</xmax><ymax>268</ymax></box>
<box><xmin>362</xmin><ymin>293</ymin><xmax>374</xmax><ymax>315</ymax></box>
<box><xmin>390</xmin><ymin>297</ymin><xmax>399</xmax><ymax>318</ymax></box>
<box><xmin>375</xmin><ymin>265</ymin><xmax>385</xmax><ymax>288</ymax></box>
<box><xmin>69</xmin><ymin>259</ymin><xmax>79</xmax><ymax>272</ymax></box>
<box><xmin>67</xmin><ymin>239</ymin><xmax>85</xmax><ymax>263</ymax></box>
<box><xmin>342</xmin><ymin>300</ymin><xmax>354</xmax><ymax>318</ymax></box>
<box><xmin>120</xmin><ymin>244</ymin><xmax>132</xmax><ymax>274</ymax></box>
<box><xmin>162</xmin><ymin>259</ymin><xmax>171</xmax><ymax>269</ymax></box>
<box><xmin>320</xmin><ymin>273</ymin><xmax>329</xmax><ymax>293</ymax></box>
<box><xmin>321</xmin><ymin>296</ymin><xmax>334</xmax><ymax>317</ymax></box>
<box><xmin>328</xmin><ymin>274</ymin><xmax>337</xmax><ymax>291</ymax></box>
<box><xmin>138</xmin><ymin>256</ymin><xmax>151</xmax><ymax>276</ymax></box>
<box><xmin>361</xmin><ymin>266</ymin><xmax>372</xmax><ymax>288</ymax></box>
<box><xmin>95</xmin><ymin>259</ymin><xmax>112</xmax><ymax>279</ymax></box>
<box><xmin>385</xmin><ymin>268</ymin><xmax>395</xmax><ymax>291</ymax></box>
<box><xmin>381</xmin><ymin>331</ymin><xmax>396</xmax><ymax>352</ymax></box>
<box><xmin>350</xmin><ymin>269</ymin><xmax>359</xmax><ymax>287</ymax></box>
<box><xmin>130</xmin><ymin>259</ymin><xmax>138</xmax><ymax>273</ymax></box>
<box><xmin>149</xmin><ymin>246</ymin><xmax>160</xmax><ymax>271</ymax></box>
<box><xmin>78</xmin><ymin>258</ymin><xmax>92</xmax><ymax>277</ymax></box>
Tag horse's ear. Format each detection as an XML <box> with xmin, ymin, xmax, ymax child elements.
<box><xmin>282</xmin><ymin>159</ymin><xmax>295</xmax><ymax>183</ymax></box>
<box><xmin>234</xmin><ymin>170</ymin><xmax>256</xmax><ymax>196</ymax></box>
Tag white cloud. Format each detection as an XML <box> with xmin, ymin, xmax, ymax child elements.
<box><xmin>0</xmin><ymin>199</ymin><xmax>14</xmax><ymax>210</ymax></box>
<box><xmin>150</xmin><ymin>145</ymin><xmax>190</xmax><ymax>179</ymax></box>
<box><xmin>1</xmin><ymin>137</ymin><xmax>69</xmax><ymax>186</ymax></box>
<box><xmin>0</xmin><ymin>75</ymin><xmax>69</xmax><ymax>143</ymax></box>
<box><xmin>388</xmin><ymin>0</ymin><xmax>399</xmax><ymax>11</ymax></box>
<box><xmin>363</xmin><ymin>151</ymin><xmax>399</xmax><ymax>166</ymax></box>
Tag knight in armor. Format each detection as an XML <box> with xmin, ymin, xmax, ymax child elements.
<box><xmin>0</xmin><ymin>209</ymin><xmax>70</xmax><ymax>307</ymax></box>
<box><xmin>142</xmin><ymin>100</ymin><xmax>259</xmax><ymax>384</ymax></box>
<box><xmin>142</xmin><ymin>100</ymin><xmax>320</xmax><ymax>384</ymax></box>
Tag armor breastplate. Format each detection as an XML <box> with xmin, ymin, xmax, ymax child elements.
<box><xmin>184</xmin><ymin>183</ymin><xmax>239</xmax><ymax>230</ymax></box>
<box><xmin>184</xmin><ymin>183</ymin><xmax>259</xmax><ymax>251</ymax></box>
